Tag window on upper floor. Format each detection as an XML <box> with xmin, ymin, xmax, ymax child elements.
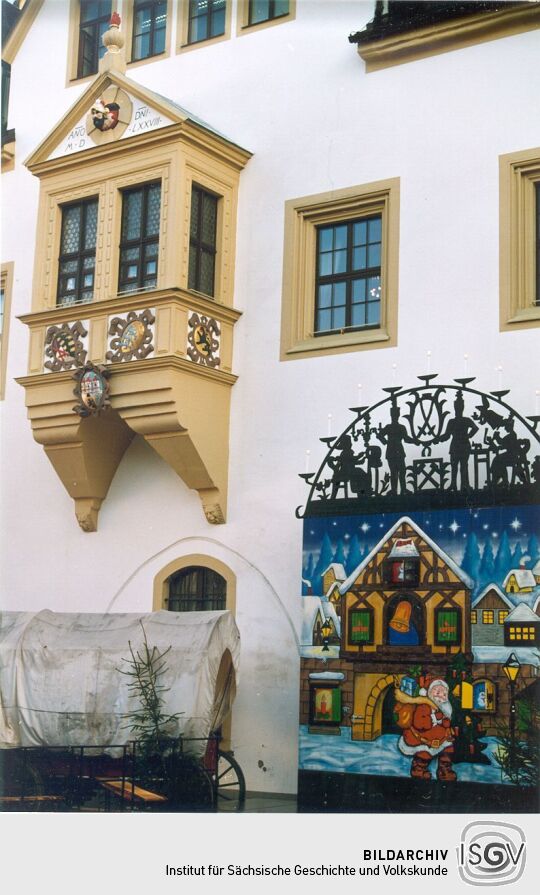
<box><xmin>77</xmin><ymin>0</ymin><xmax>112</xmax><ymax>78</ymax></box>
<box><xmin>500</xmin><ymin>147</ymin><xmax>540</xmax><ymax>332</ymax></box>
<box><xmin>499</xmin><ymin>610</ymin><xmax>509</xmax><ymax>624</ymax></box>
<box><xmin>57</xmin><ymin>198</ymin><xmax>99</xmax><ymax>307</ymax></box>
<box><xmin>188</xmin><ymin>184</ymin><xmax>218</xmax><ymax>297</ymax></box>
<box><xmin>470</xmin><ymin>610</ymin><xmax>477</xmax><ymax>624</ymax></box>
<box><xmin>248</xmin><ymin>0</ymin><xmax>288</xmax><ymax>25</ymax></box>
<box><xmin>238</xmin><ymin>0</ymin><xmax>294</xmax><ymax>33</ymax></box>
<box><xmin>482</xmin><ymin>610</ymin><xmax>494</xmax><ymax>625</ymax></box>
<box><xmin>315</xmin><ymin>216</ymin><xmax>382</xmax><ymax>335</ymax></box>
<box><xmin>118</xmin><ymin>182</ymin><xmax>161</xmax><ymax>293</ymax></box>
<box><xmin>280</xmin><ymin>179</ymin><xmax>399</xmax><ymax>361</ymax></box>
<box><xmin>131</xmin><ymin>0</ymin><xmax>168</xmax><ymax>60</ymax></box>
<box><xmin>186</xmin><ymin>0</ymin><xmax>226</xmax><ymax>43</ymax></box>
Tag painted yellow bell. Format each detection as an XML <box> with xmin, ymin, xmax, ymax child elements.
<box><xmin>389</xmin><ymin>600</ymin><xmax>411</xmax><ymax>633</ymax></box>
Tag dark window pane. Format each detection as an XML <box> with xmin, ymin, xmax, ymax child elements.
<box><xmin>212</xmin><ymin>4</ymin><xmax>226</xmax><ymax>36</ymax></box>
<box><xmin>57</xmin><ymin>198</ymin><xmax>98</xmax><ymax>306</ymax></box>
<box><xmin>132</xmin><ymin>0</ymin><xmax>168</xmax><ymax>60</ymax></box>
<box><xmin>189</xmin><ymin>184</ymin><xmax>218</xmax><ymax>296</ymax></box>
<box><xmin>118</xmin><ymin>183</ymin><xmax>161</xmax><ymax>293</ymax></box>
<box><xmin>314</xmin><ymin>213</ymin><xmax>382</xmax><ymax>335</ymax></box>
<box><xmin>249</xmin><ymin>0</ymin><xmax>289</xmax><ymax>25</ymax></box>
<box><xmin>199</xmin><ymin>251</ymin><xmax>215</xmax><ymax>295</ymax></box>
<box><xmin>77</xmin><ymin>0</ymin><xmax>112</xmax><ymax>78</ymax></box>
<box><xmin>167</xmin><ymin>566</ymin><xmax>226</xmax><ymax>612</ymax></box>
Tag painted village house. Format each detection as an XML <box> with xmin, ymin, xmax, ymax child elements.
<box><xmin>1</xmin><ymin>1</ymin><xmax>540</xmax><ymax>811</ymax></box>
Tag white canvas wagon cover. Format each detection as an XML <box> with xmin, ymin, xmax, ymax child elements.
<box><xmin>0</xmin><ymin>609</ymin><xmax>240</xmax><ymax>752</ymax></box>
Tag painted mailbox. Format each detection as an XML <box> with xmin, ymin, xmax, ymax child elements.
<box><xmin>298</xmin><ymin>376</ymin><xmax>540</xmax><ymax>810</ymax></box>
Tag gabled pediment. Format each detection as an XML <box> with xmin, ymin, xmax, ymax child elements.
<box><xmin>25</xmin><ymin>70</ymin><xmax>244</xmax><ymax>171</ymax></box>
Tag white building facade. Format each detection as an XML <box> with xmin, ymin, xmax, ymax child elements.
<box><xmin>1</xmin><ymin>0</ymin><xmax>539</xmax><ymax>798</ymax></box>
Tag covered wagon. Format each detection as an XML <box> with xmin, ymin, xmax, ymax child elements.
<box><xmin>0</xmin><ymin>609</ymin><xmax>243</xmax><ymax>810</ymax></box>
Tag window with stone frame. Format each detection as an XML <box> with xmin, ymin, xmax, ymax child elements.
<box><xmin>187</xmin><ymin>0</ymin><xmax>226</xmax><ymax>43</ymax></box>
<box><xmin>57</xmin><ymin>198</ymin><xmax>99</xmax><ymax>307</ymax></box>
<box><xmin>132</xmin><ymin>0</ymin><xmax>168</xmax><ymax>60</ymax></box>
<box><xmin>118</xmin><ymin>182</ymin><xmax>161</xmax><ymax>293</ymax></box>
<box><xmin>499</xmin><ymin>147</ymin><xmax>540</xmax><ymax>331</ymax></box>
<box><xmin>248</xmin><ymin>0</ymin><xmax>288</xmax><ymax>26</ymax></box>
<box><xmin>77</xmin><ymin>0</ymin><xmax>112</xmax><ymax>78</ymax></box>
<box><xmin>280</xmin><ymin>179</ymin><xmax>399</xmax><ymax>361</ymax></box>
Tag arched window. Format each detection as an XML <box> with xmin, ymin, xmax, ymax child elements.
<box><xmin>166</xmin><ymin>565</ymin><xmax>226</xmax><ymax>612</ymax></box>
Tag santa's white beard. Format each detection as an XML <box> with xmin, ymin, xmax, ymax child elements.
<box><xmin>432</xmin><ymin>698</ymin><xmax>453</xmax><ymax>719</ymax></box>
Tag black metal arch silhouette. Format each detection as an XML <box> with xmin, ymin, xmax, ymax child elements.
<box><xmin>297</xmin><ymin>374</ymin><xmax>540</xmax><ymax>518</ymax></box>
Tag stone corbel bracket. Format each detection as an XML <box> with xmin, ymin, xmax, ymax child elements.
<box><xmin>17</xmin><ymin>356</ymin><xmax>235</xmax><ymax>531</ymax></box>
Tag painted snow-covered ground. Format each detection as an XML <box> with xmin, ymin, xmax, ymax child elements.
<box><xmin>299</xmin><ymin>726</ymin><xmax>513</xmax><ymax>785</ymax></box>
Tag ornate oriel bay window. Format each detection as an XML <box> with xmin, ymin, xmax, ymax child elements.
<box><xmin>17</xmin><ymin>22</ymin><xmax>251</xmax><ymax>532</ymax></box>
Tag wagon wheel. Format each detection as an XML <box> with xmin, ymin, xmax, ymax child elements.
<box><xmin>215</xmin><ymin>750</ymin><xmax>246</xmax><ymax>812</ymax></box>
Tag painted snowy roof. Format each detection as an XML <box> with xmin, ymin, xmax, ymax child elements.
<box><xmin>472</xmin><ymin>646</ymin><xmax>540</xmax><ymax>668</ymax></box>
<box><xmin>300</xmin><ymin>596</ymin><xmax>341</xmax><ymax>645</ymax></box>
<box><xmin>473</xmin><ymin>583</ymin><xmax>514</xmax><ymax>610</ymax></box>
<box><xmin>532</xmin><ymin>559</ymin><xmax>540</xmax><ymax>575</ymax></box>
<box><xmin>504</xmin><ymin>603</ymin><xmax>540</xmax><ymax>624</ymax></box>
<box><xmin>339</xmin><ymin>516</ymin><xmax>474</xmax><ymax>594</ymax></box>
<box><xmin>503</xmin><ymin>569</ymin><xmax>536</xmax><ymax>589</ymax></box>
<box><xmin>322</xmin><ymin>563</ymin><xmax>347</xmax><ymax>581</ymax></box>
<box><xmin>388</xmin><ymin>538</ymin><xmax>419</xmax><ymax>558</ymax></box>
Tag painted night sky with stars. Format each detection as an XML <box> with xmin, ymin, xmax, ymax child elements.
<box><xmin>302</xmin><ymin>505</ymin><xmax>540</xmax><ymax>595</ymax></box>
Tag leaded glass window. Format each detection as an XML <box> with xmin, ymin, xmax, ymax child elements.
<box><xmin>57</xmin><ymin>198</ymin><xmax>99</xmax><ymax>307</ymax></box>
<box><xmin>188</xmin><ymin>0</ymin><xmax>226</xmax><ymax>43</ymax></box>
<box><xmin>188</xmin><ymin>185</ymin><xmax>218</xmax><ymax>297</ymax></box>
<box><xmin>248</xmin><ymin>0</ymin><xmax>289</xmax><ymax>26</ymax></box>
<box><xmin>77</xmin><ymin>0</ymin><xmax>112</xmax><ymax>79</ymax></box>
<box><xmin>118</xmin><ymin>183</ymin><xmax>161</xmax><ymax>293</ymax></box>
<box><xmin>315</xmin><ymin>215</ymin><xmax>382</xmax><ymax>334</ymax></box>
<box><xmin>132</xmin><ymin>0</ymin><xmax>167</xmax><ymax>61</ymax></box>
<box><xmin>167</xmin><ymin>566</ymin><xmax>226</xmax><ymax>612</ymax></box>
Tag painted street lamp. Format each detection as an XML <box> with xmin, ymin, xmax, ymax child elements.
<box><xmin>502</xmin><ymin>652</ymin><xmax>521</xmax><ymax>770</ymax></box>
<box><xmin>321</xmin><ymin>619</ymin><xmax>332</xmax><ymax>652</ymax></box>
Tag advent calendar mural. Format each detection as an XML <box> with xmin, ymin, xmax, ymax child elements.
<box><xmin>297</xmin><ymin>376</ymin><xmax>540</xmax><ymax>809</ymax></box>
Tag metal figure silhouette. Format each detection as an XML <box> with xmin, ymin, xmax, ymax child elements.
<box><xmin>377</xmin><ymin>404</ymin><xmax>414</xmax><ymax>495</ymax></box>
<box><xmin>440</xmin><ymin>391</ymin><xmax>478</xmax><ymax>490</ymax></box>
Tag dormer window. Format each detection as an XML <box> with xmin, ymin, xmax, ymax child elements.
<box><xmin>118</xmin><ymin>182</ymin><xmax>161</xmax><ymax>293</ymax></box>
<box><xmin>57</xmin><ymin>197</ymin><xmax>99</xmax><ymax>307</ymax></box>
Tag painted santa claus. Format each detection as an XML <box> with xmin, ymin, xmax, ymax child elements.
<box><xmin>395</xmin><ymin>678</ymin><xmax>457</xmax><ymax>781</ymax></box>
